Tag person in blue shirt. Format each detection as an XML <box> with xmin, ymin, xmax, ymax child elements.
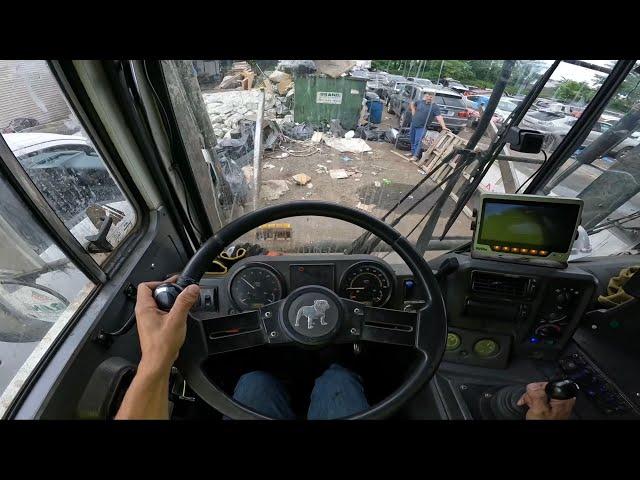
<box><xmin>408</xmin><ymin>93</ymin><xmax>449</xmax><ymax>161</ymax></box>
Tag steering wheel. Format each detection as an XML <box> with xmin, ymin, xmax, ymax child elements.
<box><xmin>153</xmin><ymin>201</ymin><xmax>447</xmax><ymax>419</ymax></box>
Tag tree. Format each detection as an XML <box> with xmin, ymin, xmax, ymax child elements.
<box><xmin>554</xmin><ymin>79</ymin><xmax>597</xmax><ymax>104</ymax></box>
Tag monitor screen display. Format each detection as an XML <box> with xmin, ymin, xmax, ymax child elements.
<box><xmin>477</xmin><ymin>198</ymin><xmax>581</xmax><ymax>253</ymax></box>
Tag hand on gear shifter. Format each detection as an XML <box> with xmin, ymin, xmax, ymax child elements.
<box><xmin>517</xmin><ymin>382</ymin><xmax>576</xmax><ymax>420</ymax></box>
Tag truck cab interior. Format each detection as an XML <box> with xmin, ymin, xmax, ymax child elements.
<box><xmin>1</xmin><ymin>59</ymin><xmax>639</xmax><ymax>420</ymax></box>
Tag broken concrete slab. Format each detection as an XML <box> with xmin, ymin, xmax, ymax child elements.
<box><xmin>261</xmin><ymin>180</ymin><xmax>289</xmax><ymax>201</ymax></box>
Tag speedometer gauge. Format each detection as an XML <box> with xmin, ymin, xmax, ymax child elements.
<box><xmin>339</xmin><ymin>262</ymin><xmax>393</xmax><ymax>307</ymax></box>
<box><xmin>229</xmin><ymin>264</ymin><xmax>284</xmax><ymax>311</ymax></box>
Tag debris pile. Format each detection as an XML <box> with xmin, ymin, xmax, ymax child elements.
<box><xmin>204</xmin><ymin>71</ymin><xmax>294</xmax><ymax>140</ymax></box>
<box><xmin>217</xmin><ymin>61</ymin><xmax>255</xmax><ymax>90</ymax></box>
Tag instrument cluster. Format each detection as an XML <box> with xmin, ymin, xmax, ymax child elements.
<box><xmin>212</xmin><ymin>256</ymin><xmax>397</xmax><ymax>313</ymax></box>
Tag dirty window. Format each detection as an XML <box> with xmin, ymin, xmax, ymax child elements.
<box><xmin>164</xmin><ymin>60</ymin><xmax>633</xmax><ymax>261</ymax></box>
<box><xmin>536</xmin><ymin>62</ymin><xmax>640</xmax><ymax>257</ymax></box>
<box><xmin>0</xmin><ymin>60</ymin><xmax>137</xmax><ymax>265</ymax></box>
<box><xmin>0</xmin><ymin>169</ymin><xmax>94</xmax><ymax>417</ymax></box>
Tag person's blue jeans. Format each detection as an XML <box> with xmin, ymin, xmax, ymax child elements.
<box><xmin>231</xmin><ymin>363</ymin><xmax>369</xmax><ymax>419</ymax></box>
<box><xmin>409</xmin><ymin>125</ymin><xmax>426</xmax><ymax>158</ymax></box>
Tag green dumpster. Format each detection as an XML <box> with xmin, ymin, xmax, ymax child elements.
<box><xmin>293</xmin><ymin>76</ymin><xmax>366</xmax><ymax>130</ymax></box>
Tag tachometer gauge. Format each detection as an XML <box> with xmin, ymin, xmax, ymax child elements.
<box><xmin>339</xmin><ymin>262</ymin><xmax>393</xmax><ymax>307</ymax></box>
<box><xmin>229</xmin><ymin>264</ymin><xmax>284</xmax><ymax>311</ymax></box>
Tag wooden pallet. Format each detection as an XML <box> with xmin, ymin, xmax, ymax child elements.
<box><xmin>420</xmin><ymin>130</ymin><xmax>465</xmax><ymax>182</ymax></box>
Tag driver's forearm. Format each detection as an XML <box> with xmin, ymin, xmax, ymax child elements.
<box><xmin>437</xmin><ymin>115</ymin><xmax>447</xmax><ymax>130</ymax></box>
<box><xmin>115</xmin><ymin>362</ymin><xmax>171</xmax><ymax>420</ymax></box>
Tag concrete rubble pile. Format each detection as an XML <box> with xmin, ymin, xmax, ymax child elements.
<box><xmin>204</xmin><ymin>69</ymin><xmax>295</xmax><ymax>141</ymax></box>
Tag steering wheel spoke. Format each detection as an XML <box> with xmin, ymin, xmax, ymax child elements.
<box><xmin>199</xmin><ymin>310</ymin><xmax>267</xmax><ymax>355</ymax></box>
<box><xmin>339</xmin><ymin>299</ymin><xmax>418</xmax><ymax>347</ymax></box>
<box><xmin>195</xmin><ymin>299</ymin><xmax>294</xmax><ymax>355</ymax></box>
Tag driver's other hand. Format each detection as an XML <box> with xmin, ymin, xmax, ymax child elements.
<box><xmin>135</xmin><ymin>276</ymin><xmax>200</xmax><ymax>376</ymax></box>
<box><xmin>516</xmin><ymin>382</ymin><xmax>575</xmax><ymax>420</ymax></box>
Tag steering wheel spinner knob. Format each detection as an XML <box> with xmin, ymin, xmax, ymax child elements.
<box><xmin>153</xmin><ymin>283</ymin><xmax>184</xmax><ymax>312</ymax></box>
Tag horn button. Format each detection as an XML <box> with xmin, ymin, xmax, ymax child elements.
<box><xmin>280</xmin><ymin>286</ymin><xmax>343</xmax><ymax>345</ymax></box>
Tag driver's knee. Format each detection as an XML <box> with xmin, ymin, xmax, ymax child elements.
<box><xmin>232</xmin><ymin>371</ymin><xmax>295</xmax><ymax>420</ymax></box>
<box><xmin>308</xmin><ymin>363</ymin><xmax>369</xmax><ymax>420</ymax></box>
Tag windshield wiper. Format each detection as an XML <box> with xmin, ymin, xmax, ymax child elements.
<box><xmin>419</xmin><ymin>60</ymin><xmax>561</xmax><ymax>253</ymax></box>
<box><xmin>588</xmin><ymin>210</ymin><xmax>640</xmax><ymax>235</ymax></box>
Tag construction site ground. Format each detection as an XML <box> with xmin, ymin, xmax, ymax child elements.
<box><xmin>250</xmin><ymin>110</ymin><xmax>474</xmax><ymax>261</ymax></box>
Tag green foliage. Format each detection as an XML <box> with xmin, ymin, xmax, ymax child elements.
<box><xmin>554</xmin><ymin>79</ymin><xmax>597</xmax><ymax>103</ymax></box>
<box><xmin>371</xmin><ymin>60</ymin><xmax>547</xmax><ymax>95</ymax></box>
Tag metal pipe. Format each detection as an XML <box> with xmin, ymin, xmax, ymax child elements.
<box><xmin>252</xmin><ymin>88</ymin><xmax>265</xmax><ymax>211</ymax></box>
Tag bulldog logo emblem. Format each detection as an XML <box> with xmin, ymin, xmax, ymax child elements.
<box><xmin>294</xmin><ymin>299</ymin><xmax>331</xmax><ymax>330</ymax></box>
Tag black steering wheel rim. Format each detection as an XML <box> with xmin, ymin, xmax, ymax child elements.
<box><xmin>173</xmin><ymin>201</ymin><xmax>447</xmax><ymax>419</ymax></box>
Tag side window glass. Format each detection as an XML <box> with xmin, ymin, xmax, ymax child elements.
<box><xmin>0</xmin><ymin>60</ymin><xmax>138</xmax><ymax>265</ymax></box>
<box><xmin>0</xmin><ymin>170</ymin><xmax>94</xmax><ymax>417</ymax></box>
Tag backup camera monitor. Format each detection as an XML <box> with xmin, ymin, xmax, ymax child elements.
<box><xmin>472</xmin><ymin>193</ymin><xmax>583</xmax><ymax>268</ymax></box>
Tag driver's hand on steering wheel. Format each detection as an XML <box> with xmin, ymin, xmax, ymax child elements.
<box><xmin>517</xmin><ymin>382</ymin><xmax>575</xmax><ymax>420</ymax></box>
<box><xmin>115</xmin><ymin>276</ymin><xmax>200</xmax><ymax>419</ymax></box>
<box><xmin>135</xmin><ymin>276</ymin><xmax>200</xmax><ymax>376</ymax></box>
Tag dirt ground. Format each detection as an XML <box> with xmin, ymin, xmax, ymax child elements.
<box><xmin>248</xmin><ymin>109</ymin><xmax>474</xmax><ymax>259</ymax></box>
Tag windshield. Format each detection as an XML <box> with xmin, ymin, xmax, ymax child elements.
<box><xmin>167</xmin><ymin>60</ymin><xmax>639</xmax><ymax>260</ymax></box>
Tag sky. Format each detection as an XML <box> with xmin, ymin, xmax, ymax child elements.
<box><xmin>544</xmin><ymin>60</ymin><xmax>616</xmax><ymax>86</ymax></box>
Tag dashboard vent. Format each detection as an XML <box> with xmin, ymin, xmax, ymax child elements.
<box><xmin>471</xmin><ymin>271</ymin><xmax>531</xmax><ymax>298</ymax></box>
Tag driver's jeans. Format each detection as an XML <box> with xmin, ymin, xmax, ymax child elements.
<box><xmin>230</xmin><ymin>363</ymin><xmax>369</xmax><ymax>419</ymax></box>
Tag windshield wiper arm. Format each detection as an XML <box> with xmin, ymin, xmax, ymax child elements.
<box><xmin>430</xmin><ymin>60</ymin><xmax>561</xmax><ymax>247</ymax></box>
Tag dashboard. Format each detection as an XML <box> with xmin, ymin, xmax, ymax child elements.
<box><xmin>196</xmin><ymin>254</ymin><xmax>424</xmax><ymax>318</ymax></box>
<box><xmin>193</xmin><ymin>251</ymin><xmax>640</xmax><ymax>418</ymax></box>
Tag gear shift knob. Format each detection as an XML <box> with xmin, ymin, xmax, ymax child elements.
<box><xmin>545</xmin><ymin>379</ymin><xmax>579</xmax><ymax>400</ymax></box>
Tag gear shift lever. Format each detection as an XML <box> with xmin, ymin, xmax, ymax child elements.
<box><xmin>488</xmin><ymin>379</ymin><xmax>579</xmax><ymax>419</ymax></box>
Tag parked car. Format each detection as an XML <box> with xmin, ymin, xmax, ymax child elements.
<box><xmin>493</xmin><ymin>98</ymin><xmax>521</xmax><ymax>123</ymax></box>
<box><xmin>520</xmin><ymin>111</ymin><xmax>640</xmax><ymax>155</ymax></box>
<box><xmin>440</xmin><ymin>78</ymin><xmax>469</xmax><ymax>94</ymax></box>
<box><xmin>387</xmin><ymin>83</ymin><xmax>468</xmax><ymax>133</ymax></box>
<box><xmin>465</xmin><ymin>94</ymin><xmax>491</xmax><ymax>110</ymax></box>
<box><xmin>4</xmin><ymin>133</ymin><xmax>123</xmax><ymax>224</ymax></box>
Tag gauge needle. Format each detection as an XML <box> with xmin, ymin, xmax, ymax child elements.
<box><xmin>241</xmin><ymin>278</ymin><xmax>256</xmax><ymax>290</ymax></box>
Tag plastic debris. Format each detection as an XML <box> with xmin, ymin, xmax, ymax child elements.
<box><xmin>344</xmin><ymin>130</ymin><xmax>355</xmax><ymax>139</ymax></box>
<box><xmin>263</xmin><ymin>163</ymin><xmax>276</xmax><ymax>169</ymax></box>
<box><xmin>329</xmin><ymin>169</ymin><xmax>350</xmax><ymax>179</ymax></box>
<box><xmin>356</xmin><ymin>202</ymin><xmax>375</xmax><ymax>212</ymax></box>
<box><xmin>382</xmin><ymin>178</ymin><xmax>391</xmax><ymax>185</ymax></box>
<box><xmin>323</xmin><ymin>137</ymin><xmax>372</xmax><ymax>153</ymax></box>
<box><xmin>374</xmin><ymin>181</ymin><xmax>381</xmax><ymax>188</ymax></box>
